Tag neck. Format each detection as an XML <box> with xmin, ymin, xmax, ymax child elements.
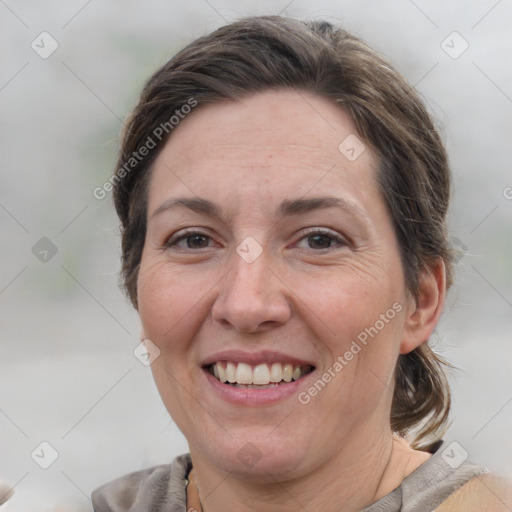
<box><xmin>188</xmin><ymin>430</ymin><xmax>429</xmax><ymax>512</ymax></box>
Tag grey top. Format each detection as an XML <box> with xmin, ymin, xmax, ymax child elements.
<box><xmin>91</xmin><ymin>441</ymin><xmax>486</xmax><ymax>511</ymax></box>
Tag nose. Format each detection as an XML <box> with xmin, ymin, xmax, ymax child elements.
<box><xmin>211</xmin><ymin>248</ymin><xmax>292</xmax><ymax>333</ymax></box>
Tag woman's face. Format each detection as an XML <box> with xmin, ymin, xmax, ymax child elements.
<box><xmin>137</xmin><ymin>89</ymin><xmax>416</xmax><ymax>479</ymax></box>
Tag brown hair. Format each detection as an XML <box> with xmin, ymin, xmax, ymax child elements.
<box><xmin>113</xmin><ymin>16</ymin><xmax>453</xmax><ymax>448</ymax></box>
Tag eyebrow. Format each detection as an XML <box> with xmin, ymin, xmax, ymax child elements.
<box><xmin>151</xmin><ymin>197</ymin><xmax>222</xmax><ymax>219</ymax></box>
<box><xmin>150</xmin><ymin>196</ymin><xmax>368</xmax><ymax>222</ymax></box>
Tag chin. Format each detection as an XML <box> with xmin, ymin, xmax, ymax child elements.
<box><xmin>196</xmin><ymin>431</ymin><xmax>314</xmax><ymax>481</ymax></box>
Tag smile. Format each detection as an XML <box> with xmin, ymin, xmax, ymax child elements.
<box><xmin>206</xmin><ymin>361</ymin><xmax>315</xmax><ymax>388</ymax></box>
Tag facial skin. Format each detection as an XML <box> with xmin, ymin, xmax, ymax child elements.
<box><xmin>137</xmin><ymin>89</ymin><xmax>445</xmax><ymax>511</ymax></box>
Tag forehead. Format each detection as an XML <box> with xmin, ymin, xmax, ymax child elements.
<box><xmin>149</xmin><ymin>89</ymin><xmax>380</xmax><ymax>211</ymax></box>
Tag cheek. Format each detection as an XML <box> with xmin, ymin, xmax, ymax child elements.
<box><xmin>288</xmin><ymin>261</ymin><xmax>406</xmax><ymax>387</ymax></box>
<box><xmin>137</xmin><ymin>258</ymin><xmax>214</xmax><ymax>425</ymax></box>
<box><xmin>137</xmin><ymin>257</ymin><xmax>213</xmax><ymax>343</ymax></box>
<box><xmin>292</xmin><ymin>260</ymin><xmax>403</xmax><ymax>335</ymax></box>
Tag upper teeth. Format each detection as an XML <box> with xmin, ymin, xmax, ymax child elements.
<box><xmin>211</xmin><ymin>361</ymin><xmax>312</xmax><ymax>385</ymax></box>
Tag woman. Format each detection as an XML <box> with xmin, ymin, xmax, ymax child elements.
<box><xmin>91</xmin><ymin>16</ymin><xmax>511</xmax><ymax>511</ymax></box>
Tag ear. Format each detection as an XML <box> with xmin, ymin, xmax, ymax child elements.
<box><xmin>400</xmin><ymin>259</ymin><xmax>446</xmax><ymax>354</ymax></box>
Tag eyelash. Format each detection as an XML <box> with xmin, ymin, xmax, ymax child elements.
<box><xmin>163</xmin><ymin>228</ymin><xmax>348</xmax><ymax>251</ymax></box>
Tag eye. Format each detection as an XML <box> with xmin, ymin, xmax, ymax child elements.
<box><xmin>164</xmin><ymin>230</ymin><xmax>215</xmax><ymax>250</ymax></box>
<box><xmin>295</xmin><ymin>229</ymin><xmax>348</xmax><ymax>250</ymax></box>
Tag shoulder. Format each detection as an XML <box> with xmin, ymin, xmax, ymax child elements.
<box><xmin>436</xmin><ymin>474</ymin><xmax>512</xmax><ymax>512</ymax></box>
<box><xmin>91</xmin><ymin>454</ymin><xmax>191</xmax><ymax>512</ymax></box>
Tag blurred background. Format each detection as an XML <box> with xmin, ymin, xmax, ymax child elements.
<box><xmin>1</xmin><ymin>0</ymin><xmax>511</xmax><ymax>510</ymax></box>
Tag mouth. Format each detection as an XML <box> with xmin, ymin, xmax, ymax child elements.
<box><xmin>204</xmin><ymin>361</ymin><xmax>315</xmax><ymax>389</ymax></box>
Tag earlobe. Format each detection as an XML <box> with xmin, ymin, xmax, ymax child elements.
<box><xmin>400</xmin><ymin>260</ymin><xmax>446</xmax><ymax>354</ymax></box>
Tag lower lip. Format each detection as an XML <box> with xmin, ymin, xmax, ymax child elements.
<box><xmin>202</xmin><ymin>368</ymin><xmax>314</xmax><ymax>406</ymax></box>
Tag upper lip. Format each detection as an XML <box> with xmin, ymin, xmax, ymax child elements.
<box><xmin>200</xmin><ymin>349</ymin><xmax>316</xmax><ymax>368</ymax></box>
